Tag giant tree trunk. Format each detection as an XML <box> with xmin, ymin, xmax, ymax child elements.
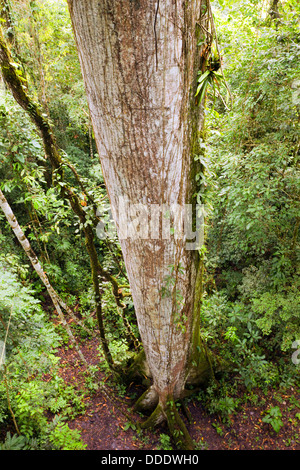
<box><xmin>67</xmin><ymin>0</ymin><xmax>211</xmax><ymax>443</ymax></box>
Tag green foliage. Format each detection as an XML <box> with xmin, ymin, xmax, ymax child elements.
<box><xmin>0</xmin><ymin>0</ymin><xmax>299</xmax><ymax>450</ymax></box>
<box><xmin>262</xmin><ymin>406</ymin><xmax>284</xmax><ymax>433</ymax></box>
<box><xmin>158</xmin><ymin>433</ymin><xmax>173</xmax><ymax>451</ymax></box>
<box><xmin>123</xmin><ymin>420</ymin><xmax>137</xmax><ymax>432</ymax></box>
<box><xmin>48</xmin><ymin>422</ymin><xmax>87</xmax><ymax>450</ymax></box>
<box><xmin>0</xmin><ymin>261</ymin><xmax>61</xmax><ymax>352</ymax></box>
<box><xmin>13</xmin><ymin>381</ymin><xmax>48</xmax><ymax>437</ymax></box>
<box><xmin>199</xmin><ymin>0</ymin><xmax>300</xmax><ymax>395</ymax></box>
<box><xmin>252</xmin><ymin>284</ymin><xmax>300</xmax><ymax>351</ymax></box>
<box><xmin>0</xmin><ymin>418</ymin><xmax>87</xmax><ymax>450</ymax></box>
<box><xmin>196</xmin><ymin>69</ymin><xmax>228</xmax><ymax>109</ymax></box>
<box><xmin>0</xmin><ymin>260</ymin><xmax>86</xmax><ymax>447</ymax></box>
<box><xmin>0</xmin><ymin>432</ymin><xmax>38</xmax><ymax>450</ymax></box>
<box><xmin>200</xmin><ymin>290</ymin><xmax>293</xmax><ymax>389</ymax></box>
<box><xmin>198</xmin><ymin>380</ymin><xmax>240</xmax><ymax>423</ymax></box>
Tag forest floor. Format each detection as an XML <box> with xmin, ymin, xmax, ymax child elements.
<box><xmin>57</xmin><ymin>333</ymin><xmax>300</xmax><ymax>452</ymax></box>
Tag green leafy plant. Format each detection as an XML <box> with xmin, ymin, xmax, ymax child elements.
<box><xmin>211</xmin><ymin>422</ymin><xmax>224</xmax><ymax>436</ymax></box>
<box><xmin>49</xmin><ymin>422</ymin><xmax>87</xmax><ymax>450</ymax></box>
<box><xmin>196</xmin><ymin>69</ymin><xmax>227</xmax><ymax>108</ymax></box>
<box><xmin>0</xmin><ymin>432</ymin><xmax>38</xmax><ymax>450</ymax></box>
<box><xmin>262</xmin><ymin>406</ymin><xmax>284</xmax><ymax>433</ymax></box>
<box><xmin>123</xmin><ymin>420</ymin><xmax>137</xmax><ymax>432</ymax></box>
<box><xmin>158</xmin><ymin>433</ymin><xmax>173</xmax><ymax>450</ymax></box>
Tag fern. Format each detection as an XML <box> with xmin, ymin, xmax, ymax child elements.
<box><xmin>0</xmin><ymin>432</ymin><xmax>38</xmax><ymax>450</ymax></box>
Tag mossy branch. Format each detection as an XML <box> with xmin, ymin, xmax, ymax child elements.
<box><xmin>0</xmin><ymin>26</ymin><xmax>62</xmax><ymax>182</ymax></box>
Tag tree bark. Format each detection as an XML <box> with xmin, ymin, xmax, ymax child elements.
<box><xmin>67</xmin><ymin>0</ymin><xmax>212</xmax><ymax>429</ymax></box>
<box><xmin>269</xmin><ymin>0</ymin><xmax>280</xmax><ymax>20</ymax></box>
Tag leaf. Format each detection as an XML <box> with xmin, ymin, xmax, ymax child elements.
<box><xmin>31</xmin><ymin>140</ymin><xmax>42</xmax><ymax>149</ymax></box>
<box><xmin>9</xmin><ymin>62</ymin><xmax>20</xmax><ymax>69</ymax></box>
<box><xmin>195</xmin><ymin>80</ymin><xmax>205</xmax><ymax>97</ymax></box>
<box><xmin>16</xmin><ymin>154</ymin><xmax>25</xmax><ymax>163</ymax></box>
<box><xmin>213</xmin><ymin>71</ymin><xmax>224</xmax><ymax>79</ymax></box>
<box><xmin>197</xmin><ymin>70</ymin><xmax>210</xmax><ymax>85</ymax></box>
<box><xmin>198</xmin><ymin>80</ymin><xmax>210</xmax><ymax>103</ymax></box>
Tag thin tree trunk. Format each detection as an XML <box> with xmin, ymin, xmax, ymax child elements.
<box><xmin>0</xmin><ymin>188</ymin><xmax>88</xmax><ymax>366</ymax></box>
<box><xmin>67</xmin><ymin>1</ymin><xmax>212</xmax><ymax>445</ymax></box>
<box><xmin>269</xmin><ymin>0</ymin><xmax>280</xmax><ymax>20</ymax></box>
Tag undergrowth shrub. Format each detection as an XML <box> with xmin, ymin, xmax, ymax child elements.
<box><xmin>0</xmin><ymin>262</ymin><xmax>86</xmax><ymax>449</ymax></box>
